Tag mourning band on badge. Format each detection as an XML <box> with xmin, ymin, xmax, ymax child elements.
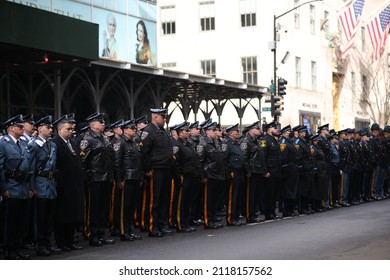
<box><xmin>196</xmin><ymin>145</ymin><xmax>204</xmax><ymax>154</ymax></box>
<box><xmin>80</xmin><ymin>140</ymin><xmax>88</xmax><ymax>150</ymax></box>
<box><xmin>141</xmin><ymin>131</ymin><xmax>149</xmax><ymax>140</ymax></box>
<box><xmin>113</xmin><ymin>142</ymin><xmax>121</xmax><ymax>152</ymax></box>
<box><xmin>240</xmin><ymin>142</ymin><xmax>247</xmax><ymax>150</ymax></box>
<box><xmin>173</xmin><ymin>146</ymin><xmax>179</xmax><ymax>155</ymax></box>
<box><xmin>221</xmin><ymin>143</ymin><xmax>228</xmax><ymax>152</ymax></box>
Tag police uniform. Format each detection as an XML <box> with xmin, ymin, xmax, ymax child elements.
<box><xmin>240</xmin><ymin>121</ymin><xmax>267</xmax><ymax>223</ymax></box>
<box><xmin>310</xmin><ymin>134</ymin><xmax>327</xmax><ymax>211</ymax></box>
<box><xmin>80</xmin><ymin>112</ymin><xmax>115</xmax><ymax>246</ymax></box>
<box><xmin>224</xmin><ymin>124</ymin><xmax>246</xmax><ymax>226</ymax></box>
<box><xmin>197</xmin><ymin>122</ymin><xmax>226</xmax><ymax>229</ymax></box>
<box><xmin>140</xmin><ymin>108</ymin><xmax>174</xmax><ymax>237</ymax></box>
<box><xmin>317</xmin><ymin>124</ymin><xmax>332</xmax><ymax>208</ymax></box>
<box><xmin>113</xmin><ymin>120</ymin><xmax>143</xmax><ymax>241</ymax></box>
<box><xmin>338</xmin><ymin>129</ymin><xmax>351</xmax><ymax>206</ymax></box>
<box><xmin>262</xmin><ymin>121</ymin><xmax>282</xmax><ymax>220</ymax></box>
<box><xmin>279</xmin><ymin>125</ymin><xmax>298</xmax><ymax>217</ymax></box>
<box><xmin>0</xmin><ymin>115</ymin><xmax>34</xmax><ymax>259</ymax></box>
<box><xmin>174</xmin><ymin>122</ymin><xmax>200</xmax><ymax>232</ymax></box>
<box><xmin>28</xmin><ymin>116</ymin><xmax>60</xmax><ymax>256</ymax></box>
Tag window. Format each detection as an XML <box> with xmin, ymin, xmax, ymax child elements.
<box><xmin>199</xmin><ymin>1</ymin><xmax>215</xmax><ymax>31</ymax></box>
<box><xmin>361</xmin><ymin>26</ymin><xmax>365</xmax><ymax>52</ymax></box>
<box><xmin>241</xmin><ymin>56</ymin><xmax>257</xmax><ymax>84</ymax></box>
<box><xmin>322</xmin><ymin>10</ymin><xmax>329</xmax><ymax>33</ymax></box>
<box><xmin>201</xmin><ymin>60</ymin><xmax>216</xmax><ymax>77</ymax></box>
<box><xmin>351</xmin><ymin>72</ymin><xmax>356</xmax><ymax>94</ymax></box>
<box><xmin>311</xmin><ymin>61</ymin><xmax>317</xmax><ymax>91</ymax></box>
<box><xmin>161</xmin><ymin>62</ymin><xmax>177</xmax><ymax>69</ymax></box>
<box><xmin>161</xmin><ymin>6</ymin><xmax>176</xmax><ymax>35</ymax></box>
<box><xmin>310</xmin><ymin>5</ymin><xmax>315</xmax><ymax>35</ymax></box>
<box><xmin>240</xmin><ymin>0</ymin><xmax>256</xmax><ymax>27</ymax></box>
<box><xmin>294</xmin><ymin>0</ymin><xmax>300</xmax><ymax>29</ymax></box>
<box><xmin>295</xmin><ymin>57</ymin><xmax>301</xmax><ymax>88</ymax></box>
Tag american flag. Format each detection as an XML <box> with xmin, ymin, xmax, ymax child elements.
<box><xmin>339</xmin><ymin>0</ymin><xmax>365</xmax><ymax>59</ymax></box>
<box><xmin>367</xmin><ymin>5</ymin><xmax>390</xmax><ymax>61</ymax></box>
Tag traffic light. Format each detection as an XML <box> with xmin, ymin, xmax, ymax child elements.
<box><xmin>277</xmin><ymin>78</ymin><xmax>288</xmax><ymax>96</ymax></box>
<box><xmin>273</xmin><ymin>96</ymin><xmax>284</xmax><ymax>116</ymax></box>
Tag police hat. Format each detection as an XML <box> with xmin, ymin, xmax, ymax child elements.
<box><xmin>264</xmin><ymin>121</ymin><xmax>278</xmax><ymax>130</ymax></box>
<box><xmin>384</xmin><ymin>125</ymin><xmax>390</xmax><ymax>133</ymax></box>
<box><xmin>245</xmin><ymin>121</ymin><xmax>260</xmax><ymax>131</ymax></box>
<box><xmin>3</xmin><ymin>114</ymin><xmax>24</xmax><ymax>129</ymax></box>
<box><xmin>110</xmin><ymin>119</ymin><xmax>124</xmax><ymax>129</ymax></box>
<box><xmin>337</xmin><ymin>128</ymin><xmax>348</xmax><ymax>135</ymax></box>
<box><xmin>280</xmin><ymin>125</ymin><xmax>291</xmax><ymax>134</ymax></box>
<box><xmin>216</xmin><ymin>123</ymin><xmax>222</xmax><ymax>131</ymax></box>
<box><xmin>200</xmin><ymin>118</ymin><xmax>212</xmax><ymax>129</ymax></box>
<box><xmin>359</xmin><ymin>128</ymin><xmax>369</xmax><ymax>136</ymax></box>
<box><xmin>317</xmin><ymin>123</ymin><xmax>329</xmax><ymax>133</ymax></box>
<box><xmin>175</xmin><ymin>122</ymin><xmax>190</xmax><ymax>131</ymax></box>
<box><xmin>226</xmin><ymin>123</ymin><xmax>239</xmax><ymax>133</ymax></box>
<box><xmin>76</xmin><ymin>122</ymin><xmax>89</xmax><ymax>133</ymax></box>
<box><xmin>121</xmin><ymin>119</ymin><xmax>136</xmax><ymax>129</ymax></box>
<box><xmin>85</xmin><ymin>112</ymin><xmax>105</xmax><ymax>123</ymax></box>
<box><xmin>298</xmin><ymin>126</ymin><xmax>308</xmax><ymax>133</ymax></box>
<box><xmin>371</xmin><ymin>123</ymin><xmax>380</xmax><ymax>131</ymax></box>
<box><xmin>35</xmin><ymin>115</ymin><xmax>53</xmax><ymax>127</ymax></box>
<box><xmin>23</xmin><ymin>114</ymin><xmax>35</xmax><ymax>124</ymax></box>
<box><xmin>347</xmin><ymin>128</ymin><xmax>355</xmax><ymax>134</ymax></box>
<box><xmin>310</xmin><ymin>134</ymin><xmax>320</xmax><ymax>141</ymax></box>
<box><xmin>53</xmin><ymin>115</ymin><xmax>69</xmax><ymax>127</ymax></box>
<box><xmin>150</xmin><ymin>108</ymin><xmax>168</xmax><ymax>116</ymax></box>
<box><xmin>189</xmin><ymin>121</ymin><xmax>201</xmax><ymax>129</ymax></box>
<box><xmin>292</xmin><ymin>125</ymin><xmax>304</xmax><ymax>132</ymax></box>
<box><xmin>66</xmin><ymin>113</ymin><xmax>76</xmax><ymax>124</ymax></box>
<box><xmin>204</xmin><ymin>121</ymin><xmax>218</xmax><ymax>130</ymax></box>
<box><xmin>135</xmin><ymin>115</ymin><xmax>149</xmax><ymax>125</ymax></box>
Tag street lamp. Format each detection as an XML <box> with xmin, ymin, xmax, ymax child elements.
<box><xmin>271</xmin><ymin>0</ymin><xmax>323</xmax><ymax>121</ymax></box>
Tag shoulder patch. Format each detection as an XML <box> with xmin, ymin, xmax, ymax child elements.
<box><xmin>196</xmin><ymin>145</ymin><xmax>204</xmax><ymax>154</ymax></box>
<box><xmin>221</xmin><ymin>143</ymin><xmax>228</xmax><ymax>152</ymax></box>
<box><xmin>113</xmin><ymin>142</ymin><xmax>121</xmax><ymax>152</ymax></box>
<box><xmin>3</xmin><ymin>136</ymin><xmax>10</xmax><ymax>142</ymax></box>
<box><xmin>173</xmin><ymin>146</ymin><xmax>179</xmax><ymax>155</ymax></box>
<box><xmin>141</xmin><ymin>131</ymin><xmax>149</xmax><ymax>140</ymax></box>
<box><xmin>35</xmin><ymin>139</ymin><xmax>44</xmax><ymax>147</ymax></box>
<box><xmin>80</xmin><ymin>140</ymin><xmax>88</xmax><ymax>150</ymax></box>
<box><xmin>20</xmin><ymin>136</ymin><xmax>27</xmax><ymax>142</ymax></box>
<box><xmin>280</xmin><ymin>143</ymin><xmax>286</xmax><ymax>152</ymax></box>
<box><xmin>240</xmin><ymin>142</ymin><xmax>247</xmax><ymax>150</ymax></box>
<box><xmin>260</xmin><ymin>139</ymin><xmax>266</xmax><ymax>148</ymax></box>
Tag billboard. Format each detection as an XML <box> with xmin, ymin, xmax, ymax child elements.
<box><xmin>7</xmin><ymin>0</ymin><xmax>157</xmax><ymax>66</ymax></box>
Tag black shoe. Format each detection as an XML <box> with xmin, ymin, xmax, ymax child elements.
<box><xmin>111</xmin><ymin>229</ymin><xmax>120</xmax><ymax>236</ymax></box>
<box><xmin>47</xmin><ymin>246</ymin><xmax>62</xmax><ymax>254</ymax></box>
<box><xmin>204</xmin><ymin>223</ymin><xmax>219</xmax><ymax>229</ymax></box>
<box><xmin>298</xmin><ymin>209</ymin><xmax>311</xmax><ymax>214</ymax></box>
<box><xmin>69</xmin><ymin>244</ymin><xmax>83</xmax><ymax>250</ymax></box>
<box><xmin>189</xmin><ymin>227</ymin><xmax>196</xmax><ymax>232</ymax></box>
<box><xmin>213</xmin><ymin>217</ymin><xmax>222</xmax><ymax>222</ymax></box>
<box><xmin>159</xmin><ymin>228</ymin><xmax>173</xmax><ymax>236</ymax></box>
<box><xmin>149</xmin><ymin>230</ymin><xmax>163</xmax><ymax>237</ymax></box>
<box><xmin>265</xmin><ymin>215</ymin><xmax>276</xmax><ymax>220</ymax></box>
<box><xmin>333</xmin><ymin>203</ymin><xmax>341</xmax><ymax>208</ymax></box>
<box><xmin>4</xmin><ymin>251</ymin><xmax>19</xmax><ymax>260</ymax></box>
<box><xmin>99</xmin><ymin>238</ymin><xmax>115</xmax><ymax>245</ymax></box>
<box><xmin>36</xmin><ymin>248</ymin><xmax>51</xmax><ymax>257</ymax></box>
<box><xmin>120</xmin><ymin>234</ymin><xmax>134</xmax><ymax>241</ymax></box>
<box><xmin>24</xmin><ymin>242</ymin><xmax>35</xmax><ymax>250</ymax></box>
<box><xmin>227</xmin><ymin>220</ymin><xmax>241</xmax><ymax>226</ymax></box>
<box><xmin>342</xmin><ymin>202</ymin><xmax>350</xmax><ymax>207</ymax></box>
<box><xmin>130</xmin><ymin>233</ymin><xmax>142</xmax><ymax>240</ymax></box>
<box><xmin>89</xmin><ymin>238</ymin><xmax>103</xmax><ymax>246</ymax></box>
<box><xmin>17</xmin><ymin>250</ymin><xmax>31</xmax><ymax>260</ymax></box>
<box><xmin>247</xmin><ymin>217</ymin><xmax>262</xmax><ymax>223</ymax></box>
<box><xmin>178</xmin><ymin>227</ymin><xmax>193</xmax><ymax>233</ymax></box>
<box><xmin>60</xmin><ymin>246</ymin><xmax>71</xmax><ymax>252</ymax></box>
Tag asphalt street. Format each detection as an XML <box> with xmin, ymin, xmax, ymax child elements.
<box><xmin>36</xmin><ymin>198</ymin><xmax>390</xmax><ymax>260</ymax></box>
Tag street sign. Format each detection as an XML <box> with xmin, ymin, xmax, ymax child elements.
<box><xmin>262</xmin><ymin>107</ymin><xmax>271</xmax><ymax>112</ymax></box>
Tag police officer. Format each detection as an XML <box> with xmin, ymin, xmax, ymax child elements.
<box><xmin>0</xmin><ymin>114</ymin><xmax>34</xmax><ymax>259</ymax></box>
<box><xmin>262</xmin><ymin>121</ymin><xmax>282</xmax><ymax>220</ymax></box>
<box><xmin>338</xmin><ymin>129</ymin><xmax>351</xmax><ymax>207</ymax></box>
<box><xmin>174</xmin><ymin>122</ymin><xmax>200</xmax><ymax>233</ymax></box>
<box><xmin>80</xmin><ymin>112</ymin><xmax>115</xmax><ymax>246</ymax></box>
<box><xmin>140</xmin><ymin>108</ymin><xmax>174</xmax><ymax>237</ymax></box>
<box><xmin>310</xmin><ymin>134</ymin><xmax>327</xmax><ymax>212</ymax></box>
<box><xmin>240</xmin><ymin>121</ymin><xmax>269</xmax><ymax>223</ymax></box>
<box><xmin>29</xmin><ymin>115</ymin><xmax>61</xmax><ymax>256</ymax></box>
<box><xmin>317</xmin><ymin>124</ymin><xmax>332</xmax><ymax>209</ymax></box>
<box><xmin>113</xmin><ymin>120</ymin><xmax>143</xmax><ymax>241</ymax></box>
<box><xmin>224</xmin><ymin>124</ymin><xmax>246</xmax><ymax>226</ymax></box>
<box><xmin>197</xmin><ymin>122</ymin><xmax>226</xmax><ymax>229</ymax></box>
<box><xmin>279</xmin><ymin>125</ymin><xmax>298</xmax><ymax>217</ymax></box>
<box><xmin>134</xmin><ymin>115</ymin><xmax>149</xmax><ymax>145</ymax></box>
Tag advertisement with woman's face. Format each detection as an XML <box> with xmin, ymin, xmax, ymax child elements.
<box><xmin>129</xmin><ymin>17</ymin><xmax>157</xmax><ymax>66</ymax></box>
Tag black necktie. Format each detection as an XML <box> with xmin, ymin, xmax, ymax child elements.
<box><xmin>67</xmin><ymin>140</ymin><xmax>76</xmax><ymax>155</ymax></box>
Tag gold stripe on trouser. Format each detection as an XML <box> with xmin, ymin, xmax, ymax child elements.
<box><xmin>120</xmin><ymin>183</ymin><xmax>125</xmax><ymax>235</ymax></box>
<box><xmin>329</xmin><ymin>179</ymin><xmax>333</xmax><ymax>205</ymax></box>
<box><xmin>227</xmin><ymin>172</ymin><xmax>234</xmax><ymax>224</ymax></box>
<box><xmin>84</xmin><ymin>185</ymin><xmax>91</xmax><ymax>238</ymax></box>
<box><xmin>168</xmin><ymin>178</ymin><xmax>175</xmax><ymax>226</ymax></box>
<box><xmin>134</xmin><ymin>210</ymin><xmax>138</xmax><ymax>227</ymax></box>
<box><xmin>246</xmin><ymin>178</ymin><xmax>250</xmax><ymax>220</ymax></box>
<box><xmin>339</xmin><ymin>174</ymin><xmax>344</xmax><ymax>202</ymax></box>
<box><xmin>176</xmin><ymin>188</ymin><xmax>183</xmax><ymax>231</ymax></box>
<box><xmin>203</xmin><ymin>180</ymin><xmax>208</xmax><ymax>226</ymax></box>
<box><xmin>371</xmin><ymin>169</ymin><xmax>376</xmax><ymax>198</ymax></box>
<box><xmin>109</xmin><ymin>181</ymin><xmax>115</xmax><ymax>232</ymax></box>
<box><xmin>148</xmin><ymin>176</ymin><xmax>154</xmax><ymax>233</ymax></box>
<box><xmin>141</xmin><ymin>181</ymin><xmax>147</xmax><ymax>230</ymax></box>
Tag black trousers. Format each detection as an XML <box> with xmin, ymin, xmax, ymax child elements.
<box><xmin>264</xmin><ymin>177</ymin><xmax>281</xmax><ymax>217</ymax></box>
<box><xmin>226</xmin><ymin>169</ymin><xmax>245</xmax><ymax>224</ymax></box>
<box><xmin>1</xmin><ymin>198</ymin><xmax>29</xmax><ymax>254</ymax></box>
<box><xmin>111</xmin><ymin>182</ymin><xmax>122</xmax><ymax>233</ymax></box>
<box><xmin>148</xmin><ymin>168</ymin><xmax>172</xmax><ymax>233</ymax></box>
<box><xmin>246</xmin><ymin>173</ymin><xmax>263</xmax><ymax>220</ymax></box>
<box><xmin>190</xmin><ymin>181</ymin><xmax>203</xmax><ymax>222</ymax></box>
<box><xmin>88</xmin><ymin>181</ymin><xmax>111</xmax><ymax>239</ymax></box>
<box><xmin>121</xmin><ymin>179</ymin><xmax>141</xmax><ymax>235</ymax></box>
<box><xmin>204</xmin><ymin>178</ymin><xmax>222</xmax><ymax>226</ymax></box>
<box><xmin>36</xmin><ymin>197</ymin><xmax>56</xmax><ymax>248</ymax></box>
<box><xmin>177</xmin><ymin>174</ymin><xmax>197</xmax><ymax>229</ymax></box>
<box><xmin>169</xmin><ymin>174</ymin><xmax>181</xmax><ymax>228</ymax></box>
<box><xmin>331</xmin><ymin>165</ymin><xmax>341</xmax><ymax>205</ymax></box>
<box><xmin>55</xmin><ymin>222</ymin><xmax>77</xmax><ymax>247</ymax></box>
